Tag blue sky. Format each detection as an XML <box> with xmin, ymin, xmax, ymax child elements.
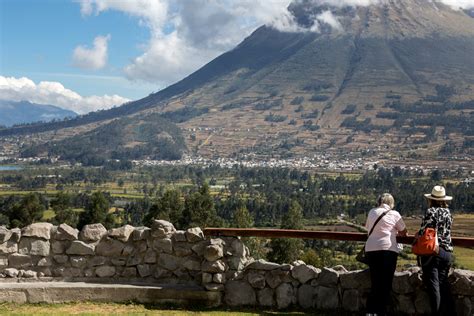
<box><xmin>1</xmin><ymin>0</ymin><xmax>156</xmax><ymax>100</ymax></box>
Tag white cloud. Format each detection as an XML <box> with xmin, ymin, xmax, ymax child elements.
<box><xmin>439</xmin><ymin>0</ymin><xmax>474</xmax><ymax>9</ymax></box>
<box><xmin>72</xmin><ymin>34</ymin><xmax>111</xmax><ymax>70</ymax></box>
<box><xmin>0</xmin><ymin>76</ymin><xmax>130</xmax><ymax>114</ymax></box>
<box><xmin>317</xmin><ymin>10</ymin><xmax>344</xmax><ymax>31</ymax></box>
<box><xmin>78</xmin><ymin>0</ymin><xmax>303</xmax><ymax>86</ymax></box>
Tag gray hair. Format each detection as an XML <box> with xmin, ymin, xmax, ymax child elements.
<box><xmin>377</xmin><ymin>193</ymin><xmax>395</xmax><ymax>209</ymax></box>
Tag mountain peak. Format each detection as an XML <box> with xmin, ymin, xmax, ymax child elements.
<box><xmin>288</xmin><ymin>0</ymin><xmax>474</xmax><ymax>38</ymax></box>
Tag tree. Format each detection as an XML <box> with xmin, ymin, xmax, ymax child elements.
<box><xmin>144</xmin><ymin>189</ymin><xmax>184</xmax><ymax>227</ymax></box>
<box><xmin>181</xmin><ymin>183</ymin><xmax>221</xmax><ymax>228</ymax></box>
<box><xmin>267</xmin><ymin>200</ymin><xmax>305</xmax><ymax>264</ymax></box>
<box><xmin>10</xmin><ymin>193</ymin><xmax>45</xmax><ymax>228</ymax></box>
<box><xmin>51</xmin><ymin>192</ymin><xmax>78</xmax><ymax>227</ymax></box>
<box><xmin>78</xmin><ymin>192</ymin><xmax>114</xmax><ymax>229</ymax></box>
<box><xmin>233</xmin><ymin>205</ymin><xmax>253</xmax><ymax>228</ymax></box>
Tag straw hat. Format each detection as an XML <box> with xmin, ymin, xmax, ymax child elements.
<box><xmin>424</xmin><ymin>185</ymin><xmax>452</xmax><ymax>201</ymax></box>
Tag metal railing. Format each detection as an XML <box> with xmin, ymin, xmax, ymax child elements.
<box><xmin>204</xmin><ymin>228</ymin><xmax>474</xmax><ymax>248</ymax></box>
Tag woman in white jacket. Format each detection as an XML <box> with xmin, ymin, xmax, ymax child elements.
<box><xmin>365</xmin><ymin>193</ymin><xmax>407</xmax><ymax>316</ymax></box>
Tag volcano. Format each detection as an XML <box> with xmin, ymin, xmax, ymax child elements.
<box><xmin>3</xmin><ymin>0</ymin><xmax>474</xmax><ymax>162</ymax></box>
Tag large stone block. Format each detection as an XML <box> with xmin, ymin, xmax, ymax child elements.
<box><xmin>0</xmin><ymin>241</ymin><xmax>18</xmax><ymax>254</ymax></box>
<box><xmin>317</xmin><ymin>267</ymin><xmax>339</xmax><ymax>287</ymax></box>
<box><xmin>202</xmin><ymin>260</ymin><xmax>226</xmax><ymax>273</ymax></box>
<box><xmin>0</xmin><ymin>226</ymin><xmax>12</xmax><ymax>243</ymax></box>
<box><xmin>80</xmin><ymin>223</ymin><xmax>107</xmax><ymax>242</ymax></box>
<box><xmin>298</xmin><ymin>284</ymin><xmax>315</xmax><ymax>309</ymax></box>
<box><xmin>70</xmin><ymin>256</ymin><xmax>88</xmax><ymax>268</ymax></box>
<box><xmin>121</xmin><ymin>245</ymin><xmax>135</xmax><ymax>256</ymax></box>
<box><xmin>151</xmin><ymin>220</ymin><xmax>175</xmax><ymax>238</ymax></box>
<box><xmin>340</xmin><ymin>269</ymin><xmax>371</xmax><ymax>289</ymax></box>
<box><xmin>396</xmin><ymin>294</ymin><xmax>416</xmax><ymax>315</ymax></box>
<box><xmin>22</xmin><ymin>223</ymin><xmax>53</xmax><ymax>240</ymax></box>
<box><xmin>276</xmin><ymin>283</ymin><xmax>295</xmax><ymax>309</ymax></box>
<box><xmin>265</xmin><ymin>269</ymin><xmax>288</xmax><ymax>289</ymax></box>
<box><xmin>18</xmin><ymin>238</ymin><xmax>50</xmax><ymax>256</ymax></box>
<box><xmin>53</xmin><ymin>255</ymin><xmax>68</xmax><ymax>264</ymax></box>
<box><xmin>95</xmin><ymin>265</ymin><xmax>116</xmax><ymax>277</ymax></box>
<box><xmin>3</xmin><ymin>268</ymin><xmax>19</xmax><ymax>278</ymax></box>
<box><xmin>51</xmin><ymin>240</ymin><xmax>68</xmax><ymax>254</ymax></box>
<box><xmin>204</xmin><ymin>244</ymin><xmax>224</xmax><ymax>262</ymax></box>
<box><xmin>144</xmin><ymin>249</ymin><xmax>157</xmax><ymax>264</ymax></box>
<box><xmin>247</xmin><ymin>271</ymin><xmax>266</xmax><ymax>289</ymax></box>
<box><xmin>185</xmin><ymin>227</ymin><xmax>204</xmax><ymax>242</ymax></box>
<box><xmin>96</xmin><ymin>238</ymin><xmax>125</xmax><ymax>257</ymax></box>
<box><xmin>182</xmin><ymin>258</ymin><xmax>201</xmax><ymax>271</ymax></box>
<box><xmin>174</xmin><ymin>244</ymin><xmax>193</xmax><ymax>257</ymax></box>
<box><xmin>55</xmin><ymin>224</ymin><xmax>79</xmax><ymax>241</ymax></box>
<box><xmin>10</xmin><ymin>228</ymin><xmax>21</xmax><ymax>243</ymax></box>
<box><xmin>126</xmin><ymin>253</ymin><xmax>144</xmax><ymax>266</ymax></box>
<box><xmin>108</xmin><ymin>225</ymin><xmax>134</xmax><ymax>242</ymax></box>
<box><xmin>245</xmin><ymin>259</ymin><xmax>282</xmax><ymax>271</ymax></box>
<box><xmin>172</xmin><ymin>230</ymin><xmax>187</xmax><ymax>242</ymax></box>
<box><xmin>230</xmin><ymin>238</ymin><xmax>247</xmax><ymax>257</ymax></box>
<box><xmin>456</xmin><ymin>297</ymin><xmax>472</xmax><ymax>316</ymax></box>
<box><xmin>137</xmin><ymin>264</ymin><xmax>151</xmax><ymax>277</ymax></box>
<box><xmin>228</xmin><ymin>256</ymin><xmax>247</xmax><ymax>270</ymax></box>
<box><xmin>191</xmin><ymin>241</ymin><xmax>208</xmax><ymax>256</ymax></box>
<box><xmin>392</xmin><ymin>271</ymin><xmax>414</xmax><ymax>294</ymax></box>
<box><xmin>8</xmin><ymin>254</ymin><xmax>32</xmax><ymax>268</ymax></box>
<box><xmin>415</xmin><ymin>290</ymin><xmax>432</xmax><ymax>315</ymax></box>
<box><xmin>257</xmin><ymin>288</ymin><xmax>275</xmax><ymax>307</ymax></box>
<box><xmin>121</xmin><ymin>267</ymin><xmax>137</xmax><ymax>278</ymax></box>
<box><xmin>291</xmin><ymin>264</ymin><xmax>320</xmax><ymax>284</ymax></box>
<box><xmin>451</xmin><ymin>269</ymin><xmax>474</xmax><ymax>295</ymax></box>
<box><xmin>88</xmin><ymin>256</ymin><xmax>106</xmax><ymax>267</ymax></box>
<box><xmin>132</xmin><ymin>227</ymin><xmax>150</xmax><ymax>241</ymax></box>
<box><xmin>37</xmin><ymin>257</ymin><xmax>52</xmax><ymax>267</ymax></box>
<box><xmin>342</xmin><ymin>289</ymin><xmax>362</xmax><ymax>312</ymax></box>
<box><xmin>224</xmin><ymin>281</ymin><xmax>256</xmax><ymax>306</ymax></box>
<box><xmin>0</xmin><ymin>256</ymin><xmax>8</xmax><ymax>267</ymax></box>
<box><xmin>66</xmin><ymin>240</ymin><xmax>95</xmax><ymax>255</ymax></box>
<box><xmin>315</xmin><ymin>286</ymin><xmax>340</xmax><ymax>310</ymax></box>
<box><xmin>152</xmin><ymin>238</ymin><xmax>173</xmax><ymax>254</ymax></box>
<box><xmin>157</xmin><ymin>253</ymin><xmax>181</xmax><ymax>271</ymax></box>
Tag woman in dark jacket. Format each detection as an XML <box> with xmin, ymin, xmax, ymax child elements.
<box><xmin>418</xmin><ymin>185</ymin><xmax>456</xmax><ymax>316</ymax></box>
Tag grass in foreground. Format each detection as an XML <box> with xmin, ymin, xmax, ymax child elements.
<box><xmin>0</xmin><ymin>302</ymin><xmax>350</xmax><ymax>316</ymax></box>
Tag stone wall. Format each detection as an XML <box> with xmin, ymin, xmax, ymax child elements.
<box><xmin>0</xmin><ymin>221</ymin><xmax>472</xmax><ymax>315</ymax></box>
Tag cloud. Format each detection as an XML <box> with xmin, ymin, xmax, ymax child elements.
<box><xmin>439</xmin><ymin>0</ymin><xmax>474</xmax><ymax>9</ymax></box>
<box><xmin>72</xmin><ymin>34</ymin><xmax>111</xmax><ymax>70</ymax></box>
<box><xmin>316</xmin><ymin>10</ymin><xmax>343</xmax><ymax>31</ymax></box>
<box><xmin>78</xmin><ymin>0</ymin><xmax>303</xmax><ymax>86</ymax></box>
<box><xmin>0</xmin><ymin>76</ymin><xmax>130</xmax><ymax>114</ymax></box>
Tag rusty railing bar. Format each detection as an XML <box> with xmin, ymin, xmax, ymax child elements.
<box><xmin>203</xmin><ymin>228</ymin><xmax>474</xmax><ymax>248</ymax></box>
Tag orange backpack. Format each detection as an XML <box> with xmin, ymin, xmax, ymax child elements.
<box><xmin>412</xmin><ymin>227</ymin><xmax>439</xmax><ymax>256</ymax></box>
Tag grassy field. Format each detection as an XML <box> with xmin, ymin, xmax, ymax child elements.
<box><xmin>0</xmin><ymin>302</ymin><xmax>347</xmax><ymax>315</ymax></box>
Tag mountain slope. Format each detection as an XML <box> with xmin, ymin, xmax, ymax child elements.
<box><xmin>0</xmin><ymin>101</ymin><xmax>76</xmax><ymax>127</ymax></box>
<box><xmin>2</xmin><ymin>0</ymin><xmax>474</xmax><ymax>160</ymax></box>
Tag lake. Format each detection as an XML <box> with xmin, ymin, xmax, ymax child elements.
<box><xmin>0</xmin><ymin>165</ymin><xmax>22</xmax><ymax>171</ymax></box>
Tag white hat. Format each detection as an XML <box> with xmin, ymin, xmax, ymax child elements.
<box><xmin>424</xmin><ymin>185</ymin><xmax>452</xmax><ymax>201</ymax></box>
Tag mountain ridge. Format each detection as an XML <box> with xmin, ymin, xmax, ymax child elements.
<box><xmin>0</xmin><ymin>100</ymin><xmax>77</xmax><ymax>127</ymax></box>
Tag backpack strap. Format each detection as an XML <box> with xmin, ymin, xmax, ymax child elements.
<box><xmin>368</xmin><ymin>210</ymin><xmax>390</xmax><ymax>237</ymax></box>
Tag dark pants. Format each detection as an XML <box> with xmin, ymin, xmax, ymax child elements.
<box><xmin>367</xmin><ymin>250</ymin><xmax>398</xmax><ymax>315</ymax></box>
<box><xmin>420</xmin><ymin>248</ymin><xmax>456</xmax><ymax>316</ymax></box>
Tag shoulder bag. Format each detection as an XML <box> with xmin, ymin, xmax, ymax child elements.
<box><xmin>356</xmin><ymin>210</ymin><xmax>390</xmax><ymax>264</ymax></box>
